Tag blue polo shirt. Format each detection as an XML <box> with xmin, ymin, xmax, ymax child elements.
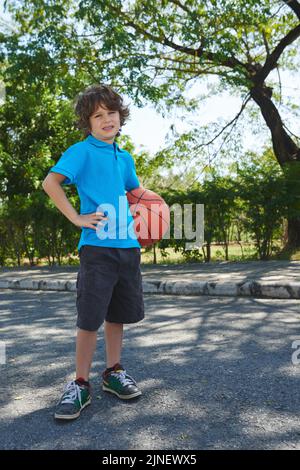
<box><xmin>48</xmin><ymin>134</ymin><xmax>141</xmax><ymax>252</ymax></box>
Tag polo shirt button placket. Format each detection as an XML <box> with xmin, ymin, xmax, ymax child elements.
<box><xmin>113</xmin><ymin>142</ymin><xmax>118</xmax><ymax>160</ymax></box>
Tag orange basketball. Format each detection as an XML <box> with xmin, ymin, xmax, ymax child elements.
<box><xmin>126</xmin><ymin>187</ymin><xmax>170</xmax><ymax>247</ymax></box>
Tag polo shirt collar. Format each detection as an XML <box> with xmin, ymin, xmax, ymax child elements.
<box><xmin>86</xmin><ymin>133</ymin><xmax>121</xmax><ymax>151</ymax></box>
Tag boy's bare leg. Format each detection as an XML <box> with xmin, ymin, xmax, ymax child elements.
<box><xmin>104</xmin><ymin>320</ymin><xmax>123</xmax><ymax>368</ymax></box>
<box><xmin>76</xmin><ymin>328</ymin><xmax>98</xmax><ymax>381</ymax></box>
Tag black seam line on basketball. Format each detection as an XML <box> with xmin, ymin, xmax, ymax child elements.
<box><xmin>128</xmin><ymin>189</ymin><xmax>169</xmax><ymax>231</ymax></box>
<box><xmin>135</xmin><ymin>209</ymin><xmax>153</xmax><ymax>240</ymax></box>
<box><xmin>128</xmin><ymin>189</ymin><xmax>148</xmax><ymax>206</ymax></box>
<box><xmin>129</xmin><ymin>190</ymin><xmax>169</xmax><ymax>224</ymax></box>
<box><xmin>134</xmin><ymin>207</ymin><xmax>168</xmax><ymax>240</ymax></box>
<box><xmin>129</xmin><ymin>190</ymin><xmax>168</xmax><ymax>224</ymax></box>
<box><xmin>147</xmin><ymin>207</ymin><xmax>169</xmax><ymax>225</ymax></box>
<box><xmin>130</xmin><ymin>189</ymin><xmax>147</xmax><ymax>216</ymax></box>
<box><xmin>128</xmin><ymin>196</ymin><xmax>166</xmax><ymax>202</ymax></box>
<box><xmin>133</xmin><ymin>206</ymin><xmax>169</xmax><ymax>226</ymax></box>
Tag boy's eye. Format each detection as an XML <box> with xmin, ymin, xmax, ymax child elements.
<box><xmin>95</xmin><ymin>111</ymin><xmax>116</xmax><ymax>117</ymax></box>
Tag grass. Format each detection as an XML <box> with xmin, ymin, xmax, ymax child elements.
<box><xmin>141</xmin><ymin>244</ymin><xmax>258</xmax><ymax>265</ymax></box>
<box><xmin>3</xmin><ymin>243</ymin><xmax>300</xmax><ymax>268</ymax></box>
<box><xmin>143</xmin><ymin>243</ymin><xmax>300</xmax><ymax>264</ymax></box>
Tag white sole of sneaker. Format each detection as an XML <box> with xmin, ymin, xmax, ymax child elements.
<box><xmin>102</xmin><ymin>385</ymin><xmax>142</xmax><ymax>400</ymax></box>
<box><xmin>54</xmin><ymin>397</ymin><xmax>92</xmax><ymax>420</ymax></box>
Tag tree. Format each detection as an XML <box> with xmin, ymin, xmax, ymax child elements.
<box><xmin>236</xmin><ymin>149</ymin><xmax>288</xmax><ymax>259</ymax></box>
<box><xmin>2</xmin><ymin>0</ymin><xmax>300</xmax><ymax>245</ymax></box>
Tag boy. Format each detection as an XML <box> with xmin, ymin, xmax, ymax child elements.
<box><xmin>42</xmin><ymin>84</ymin><xmax>144</xmax><ymax>420</ymax></box>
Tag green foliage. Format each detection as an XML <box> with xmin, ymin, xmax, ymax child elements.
<box><xmin>149</xmin><ymin>148</ymin><xmax>291</xmax><ymax>262</ymax></box>
<box><xmin>235</xmin><ymin>149</ymin><xmax>289</xmax><ymax>259</ymax></box>
<box><xmin>1</xmin><ymin>0</ymin><xmax>299</xmax><ymax>263</ymax></box>
<box><xmin>4</xmin><ymin>0</ymin><xmax>299</xmax><ymax>110</ymax></box>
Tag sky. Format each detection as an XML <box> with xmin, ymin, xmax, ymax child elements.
<box><xmin>1</xmin><ymin>1</ymin><xmax>299</xmax><ymax>159</ymax></box>
<box><xmin>124</xmin><ymin>69</ymin><xmax>300</xmax><ymax>165</ymax></box>
<box><xmin>124</xmin><ymin>86</ymin><xmax>247</xmax><ymax>154</ymax></box>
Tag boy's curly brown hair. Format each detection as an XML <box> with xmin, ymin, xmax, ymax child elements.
<box><xmin>74</xmin><ymin>84</ymin><xmax>130</xmax><ymax>138</ymax></box>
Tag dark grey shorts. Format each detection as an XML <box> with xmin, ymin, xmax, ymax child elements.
<box><xmin>76</xmin><ymin>245</ymin><xmax>145</xmax><ymax>331</ymax></box>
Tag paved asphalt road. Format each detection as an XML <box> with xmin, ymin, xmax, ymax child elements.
<box><xmin>0</xmin><ymin>289</ymin><xmax>300</xmax><ymax>450</ymax></box>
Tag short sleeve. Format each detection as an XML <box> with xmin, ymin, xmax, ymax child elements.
<box><xmin>48</xmin><ymin>144</ymin><xmax>83</xmax><ymax>185</ymax></box>
<box><xmin>125</xmin><ymin>155</ymin><xmax>140</xmax><ymax>192</ymax></box>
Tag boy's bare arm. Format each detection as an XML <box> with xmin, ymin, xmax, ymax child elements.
<box><xmin>42</xmin><ymin>173</ymin><xmax>107</xmax><ymax>230</ymax></box>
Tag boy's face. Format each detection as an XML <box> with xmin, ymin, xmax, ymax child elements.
<box><xmin>89</xmin><ymin>104</ymin><xmax>121</xmax><ymax>144</ymax></box>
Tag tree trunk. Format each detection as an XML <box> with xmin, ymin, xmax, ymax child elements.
<box><xmin>287</xmin><ymin>218</ymin><xmax>300</xmax><ymax>248</ymax></box>
<box><xmin>153</xmin><ymin>244</ymin><xmax>157</xmax><ymax>264</ymax></box>
<box><xmin>225</xmin><ymin>243</ymin><xmax>229</xmax><ymax>261</ymax></box>
<box><xmin>250</xmin><ymin>85</ymin><xmax>300</xmax><ymax>248</ymax></box>
<box><xmin>204</xmin><ymin>243</ymin><xmax>211</xmax><ymax>262</ymax></box>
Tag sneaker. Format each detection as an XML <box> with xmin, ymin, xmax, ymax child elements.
<box><xmin>54</xmin><ymin>379</ymin><xmax>91</xmax><ymax>420</ymax></box>
<box><xmin>102</xmin><ymin>363</ymin><xmax>142</xmax><ymax>400</ymax></box>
